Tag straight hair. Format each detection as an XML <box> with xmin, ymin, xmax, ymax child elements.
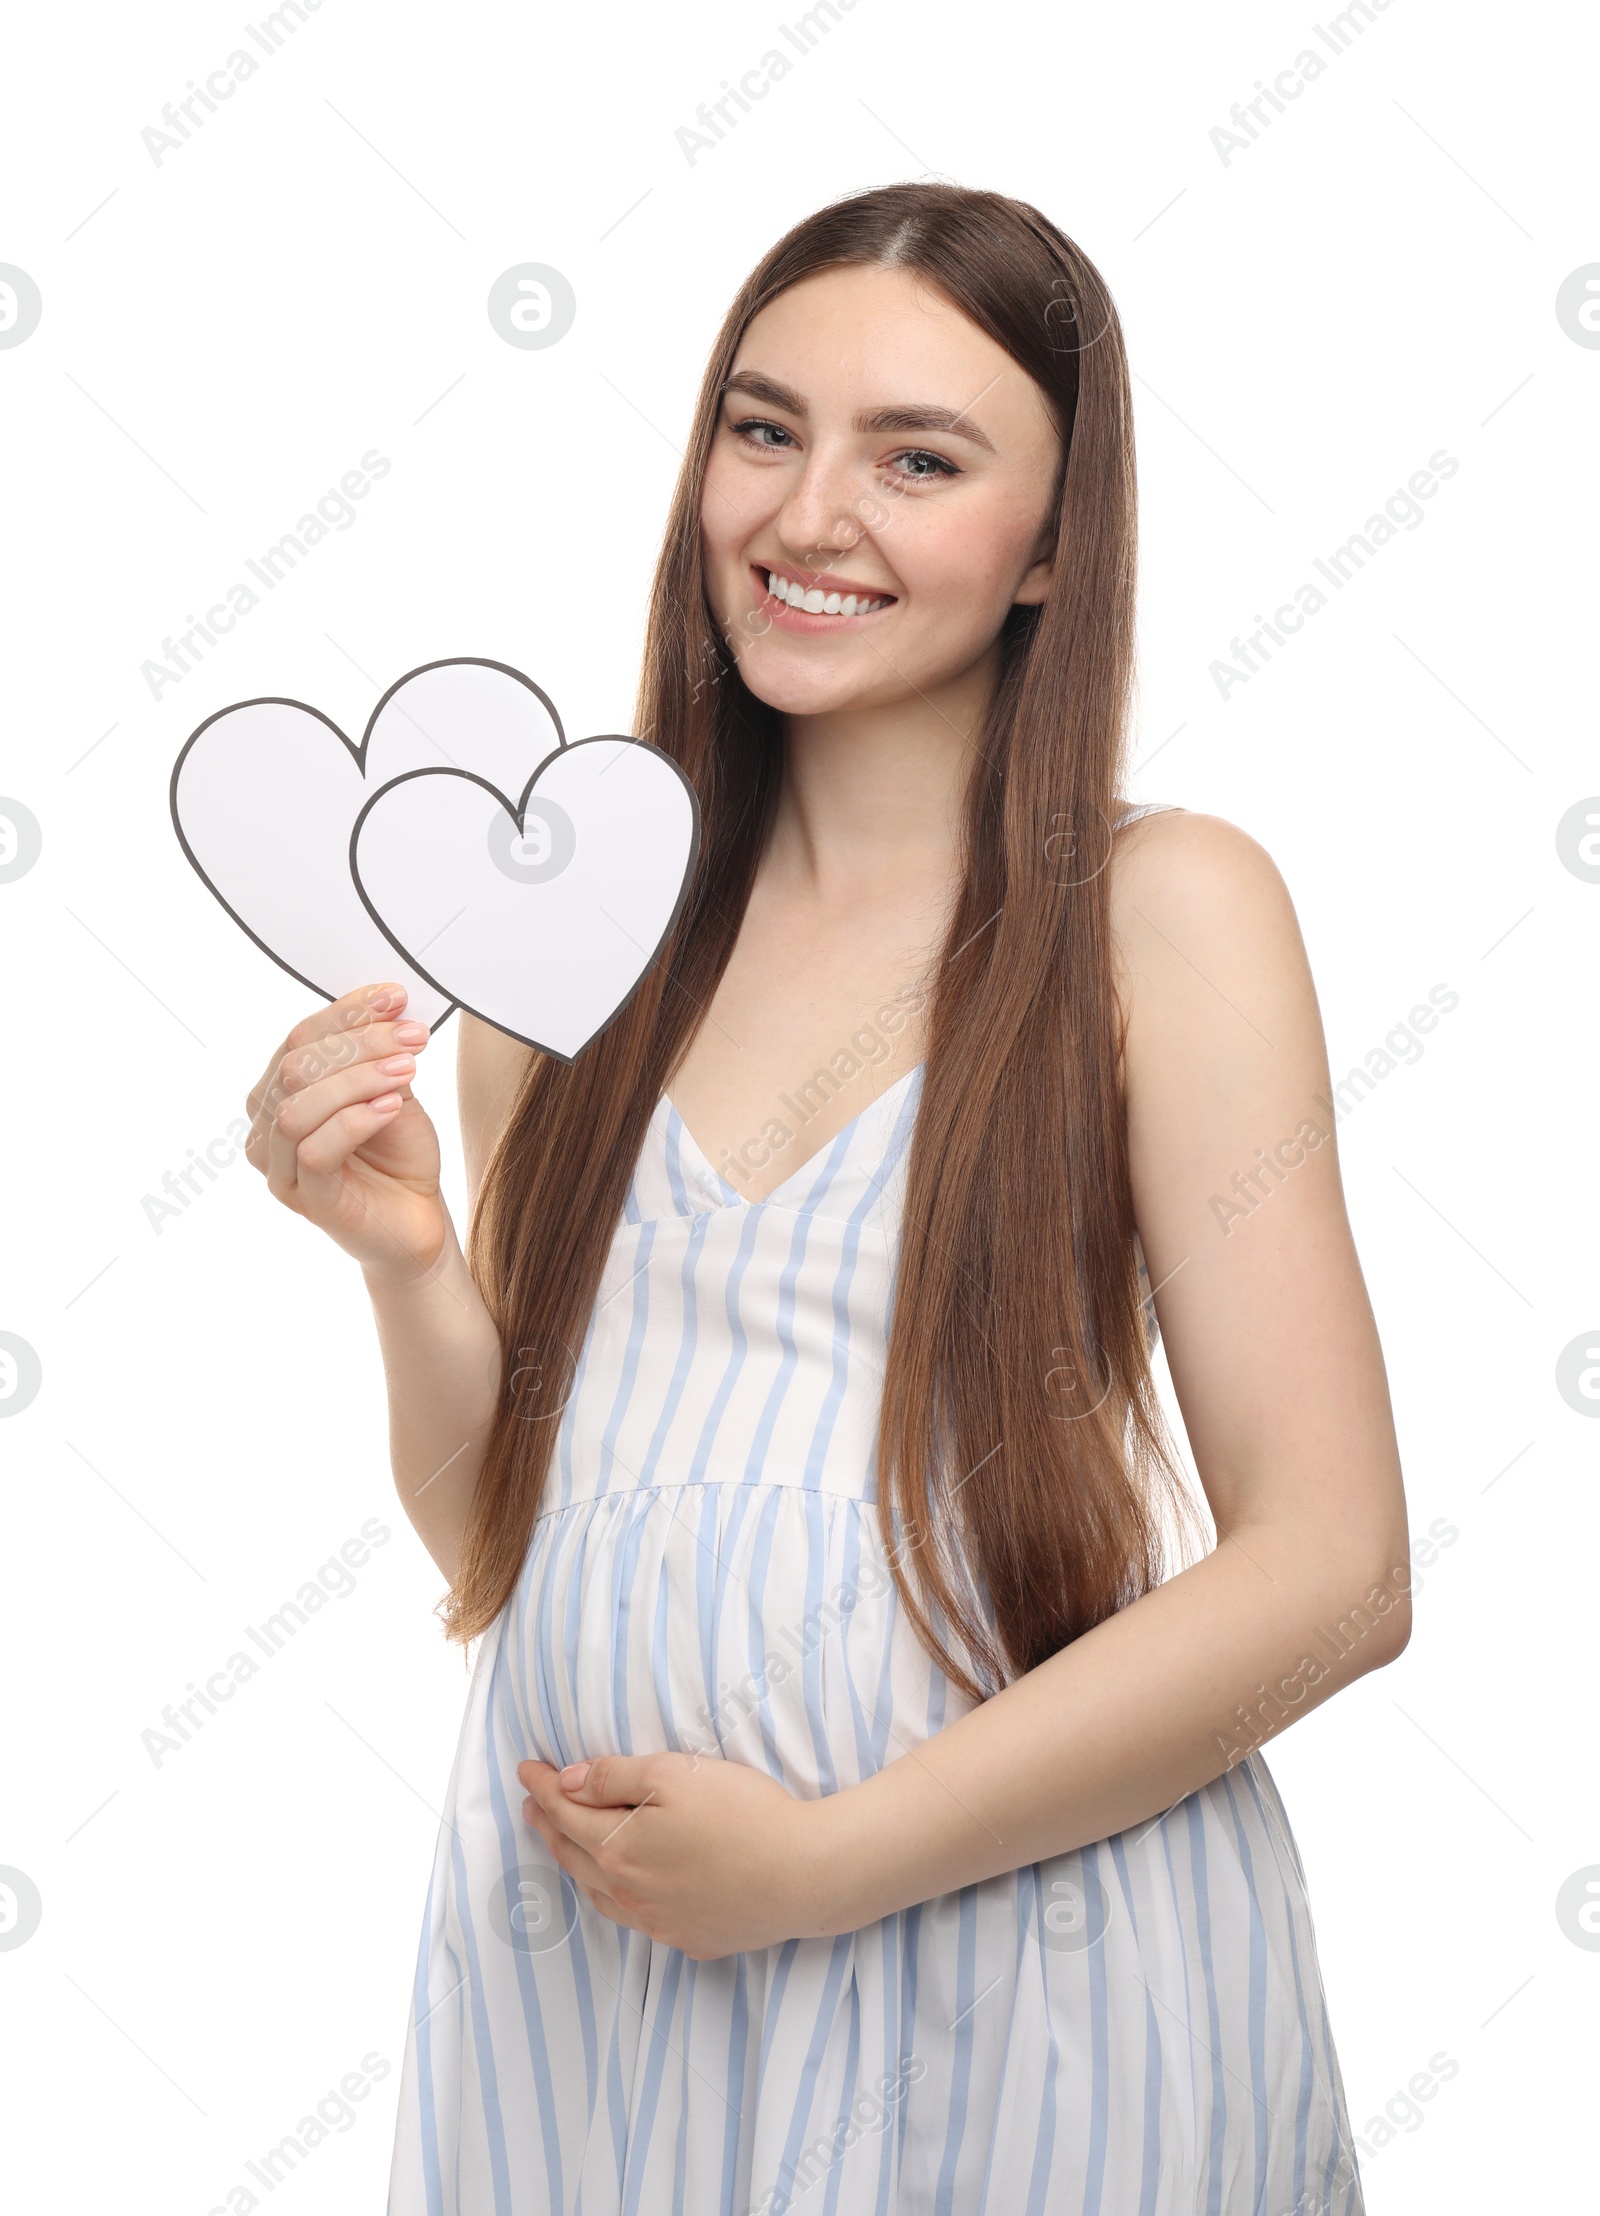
<box><xmin>446</xmin><ymin>182</ymin><xmax>1204</xmax><ymax>1703</ymax></box>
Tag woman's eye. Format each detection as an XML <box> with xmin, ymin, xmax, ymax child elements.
<box><xmin>726</xmin><ymin>420</ymin><xmax>957</xmax><ymax>483</ymax></box>
<box><xmin>887</xmin><ymin>449</ymin><xmax>959</xmax><ymax>482</ymax></box>
<box><xmin>730</xmin><ymin>417</ymin><xmax>796</xmax><ymax>451</ymax></box>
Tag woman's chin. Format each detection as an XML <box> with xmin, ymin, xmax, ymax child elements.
<box><xmin>732</xmin><ymin>649</ymin><xmax>890</xmax><ymax>721</ymax></box>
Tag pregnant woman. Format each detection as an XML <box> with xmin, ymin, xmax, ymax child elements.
<box><xmin>247</xmin><ymin>184</ymin><xmax>1410</xmax><ymax>2213</ymax></box>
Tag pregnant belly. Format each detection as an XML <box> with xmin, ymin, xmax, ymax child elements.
<box><xmin>491</xmin><ymin>1479</ymin><xmax>974</xmax><ymax>1796</ymax></box>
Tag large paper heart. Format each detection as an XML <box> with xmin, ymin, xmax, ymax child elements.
<box><xmin>350</xmin><ymin>740</ymin><xmax>699</xmax><ymax>1060</ymax></box>
<box><xmin>170</xmin><ymin>659</ymin><xmax>565</xmax><ymax>1030</ymax></box>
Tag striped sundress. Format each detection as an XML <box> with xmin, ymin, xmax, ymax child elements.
<box><xmin>387</xmin><ymin>806</ymin><xmax>1367</xmax><ymax>2216</ymax></box>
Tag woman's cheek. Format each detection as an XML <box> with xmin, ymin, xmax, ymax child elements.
<box><xmin>905</xmin><ymin>564</ymin><xmax>1013</xmax><ymax>653</ymax></box>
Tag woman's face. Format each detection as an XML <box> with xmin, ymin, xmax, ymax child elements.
<box><xmin>699</xmin><ymin>262</ymin><xmax>1064</xmax><ymax>721</ymax></box>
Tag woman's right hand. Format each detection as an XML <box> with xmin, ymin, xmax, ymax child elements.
<box><xmin>243</xmin><ymin>982</ymin><xmax>449</xmax><ymax>1283</ymax></box>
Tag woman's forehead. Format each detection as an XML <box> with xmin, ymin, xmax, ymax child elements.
<box><xmin>730</xmin><ymin>267</ymin><xmax>1055</xmax><ymax>444</ymax></box>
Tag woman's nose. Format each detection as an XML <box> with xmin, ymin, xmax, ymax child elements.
<box><xmin>772</xmin><ymin>446</ymin><xmax>870</xmax><ymax>567</ymax></box>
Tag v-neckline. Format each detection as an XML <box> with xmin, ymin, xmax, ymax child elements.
<box><xmin>661</xmin><ymin>1062</ymin><xmax>925</xmax><ymax>1210</ymax></box>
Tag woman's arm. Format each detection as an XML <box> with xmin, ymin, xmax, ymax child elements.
<box><xmin>245</xmin><ymin>986</ymin><xmax>529</xmax><ymax>1585</ymax></box>
<box><xmin>361</xmin><ymin>1224</ymin><xmax>501</xmax><ymax>1585</ymax></box>
<box><xmin>360</xmin><ymin>1011</ymin><xmax>533</xmax><ymax>1582</ymax></box>
<box><xmin>808</xmin><ymin>808</ymin><xmax>1410</xmax><ymax>1925</ymax></box>
<box><xmin>519</xmin><ymin>812</ymin><xmax>1412</xmax><ymax>1956</ymax></box>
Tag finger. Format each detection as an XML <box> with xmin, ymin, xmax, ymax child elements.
<box><xmin>523</xmin><ymin>1798</ymin><xmax>637</xmax><ymax>1912</ymax></box>
<box><xmin>519</xmin><ymin>1765</ymin><xmax>597</xmax><ymax>1834</ymax></box>
<box><xmin>248</xmin><ymin>1006</ymin><xmax>428</xmax><ymax>1174</ymax></box>
<box><xmin>276</xmin><ymin>1015</ymin><xmax>428</xmax><ymax>1100</ymax></box>
<box><xmin>559</xmin><ymin>1754</ymin><xmax>661</xmax><ymax>1808</ymax></box>
<box><xmin>539</xmin><ymin>1789</ymin><xmax>658</xmax><ymax>1866</ymax></box>
<box><xmin>520</xmin><ymin>1765</ymin><xmax>649</xmax><ymax>1859</ymax></box>
<box><xmin>261</xmin><ymin>1081</ymin><xmax>398</xmax><ymax>1205</ymax></box>
<box><xmin>558</xmin><ymin>1879</ymin><xmax>638</xmax><ymax>1932</ymax></box>
<box><xmin>246</xmin><ymin>982</ymin><xmax>402</xmax><ymax>1118</ymax></box>
<box><xmin>245</xmin><ymin>981</ymin><xmax>409</xmax><ymax>1130</ymax></box>
<box><xmin>521</xmin><ymin>1797</ymin><xmax>602</xmax><ymax>1881</ymax></box>
<box><xmin>269</xmin><ymin>1047</ymin><xmax>420</xmax><ymax>1152</ymax></box>
<box><xmin>515</xmin><ymin>1763</ymin><xmax>573</xmax><ymax>1830</ymax></box>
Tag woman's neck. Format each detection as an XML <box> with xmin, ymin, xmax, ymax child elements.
<box><xmin>764</xmin><ymin>645</ymin><xmax>998</xmax><ymax>902</ymax></box>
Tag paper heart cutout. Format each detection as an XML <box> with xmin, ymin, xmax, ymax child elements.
<box><xmin>350</xmin><ymin>739</ymin><xmax>699</xmax><ymax>1060</ymax></box>
<box><xmin>170</xmin><ymin>659</ymin><xmax>565</xmax><ymax>1030</ymax></box>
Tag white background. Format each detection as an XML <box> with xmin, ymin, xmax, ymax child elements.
<box><xmin>1</xmin><ymin>0</ymin><xmax>1595</xmax><ymax>2208</ymax></box>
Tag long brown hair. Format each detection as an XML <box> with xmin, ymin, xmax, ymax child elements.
<box><xmin>447</xmin><ymin>182</ymin><xmax>1203</xmax><ymax>1703</ymax></box>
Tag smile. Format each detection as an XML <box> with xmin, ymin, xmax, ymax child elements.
<box><xmin>752</xmin><ymin>563</ymin><xmax>897</xmax><ymax>626</ymax></box>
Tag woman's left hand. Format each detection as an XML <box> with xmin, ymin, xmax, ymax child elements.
<box><xmin>516</xmin><ymin>1750</ymin><xmax>841</xmax><ymax>1960</ymax></box>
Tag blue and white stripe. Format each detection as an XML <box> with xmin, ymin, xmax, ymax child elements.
<box><xmin>388</xmin><ymin>809</ymin><xmax>1366</xmax><ymax>2215</ymax></box>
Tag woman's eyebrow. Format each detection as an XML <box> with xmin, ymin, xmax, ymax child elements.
<box><xmin>720</xmin><ymin>370</ymin><xmax>997</xmax><ymax>453</ymax></box>
<box><xmin>862</xmin><ymin>402</ymin><xmax>996</xmax><ymax>453</ymax></box>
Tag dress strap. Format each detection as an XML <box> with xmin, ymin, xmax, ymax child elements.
<box><xmin>1114</xmin><ymin>800</ymin><xmax>1185</xmax><ymax>828</ymax></box>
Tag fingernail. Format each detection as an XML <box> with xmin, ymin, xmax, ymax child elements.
<box><xmin>560</xmin><ymin>1762</ymin><xmax>591</xmax><ymax>1788</ymax></box>
<box><xmin>366</xmin><ymin>985</ymin><xmax>403</xmax><ymax>1009</ymax></box>
<box><xmin>393</xmin><ymin>1021</ymin><xmax>428</xmax><ymax>1046</ymax></box>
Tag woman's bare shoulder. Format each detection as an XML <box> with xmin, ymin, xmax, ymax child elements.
<box><xmin>1111</xmin><ymin>804</ymin><xmax>1296</xmax><ymax>924</ymax></box>
<box><xmin>1108</xmin><ymin>806</ymin><xmax>1312</xmax><ymax>1040</ymax></box>
<box><xmin>456</xmin><ymin>1011</ymin><xmax>536</xmax><ymax>1206</ymax></box>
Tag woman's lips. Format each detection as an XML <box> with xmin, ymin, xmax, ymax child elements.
<box><xmin>749</xmin><ymin>563</ymin><xmax>897</xmax><ymax>634</ymax></box>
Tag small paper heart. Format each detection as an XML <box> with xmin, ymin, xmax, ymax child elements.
<box><xmin>352</xmin><ymin>732</ymin><xmax>699</xmax><ymax>1060</ymax></box>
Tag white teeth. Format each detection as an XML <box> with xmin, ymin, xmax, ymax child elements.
<box><xmin>763</xmin><ymin>570</ymin><xmax>888</xmax><ymax>615</ymax></box>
